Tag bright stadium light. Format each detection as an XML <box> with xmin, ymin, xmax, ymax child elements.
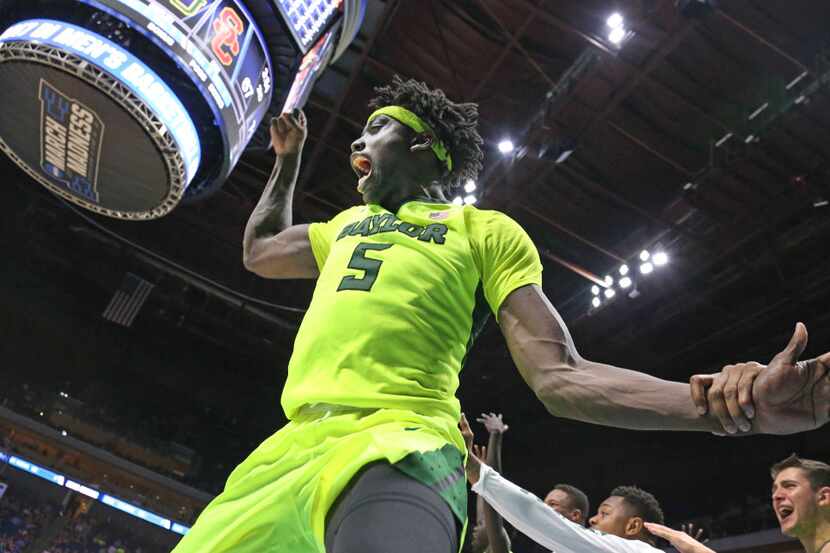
<box><xmin>464</xmin><ymin>180</ymin><xmax>477</xmax><ymax>193</ymax></box>
<box><xmin>640</xmin><ymin>262</ymin><xmax>654</xmax><ymax>274</ymax></box>
<box><xmin>619</xmin><ymin>264</ymin><xmax>629</xmax><ymax>276</ymax></box>
<box><xmin>464</xmin><ymin>195</ymin><xmax>477</xmax><ymax>205</ymax></box>
<box><xmin>452</xmin><ymin>196</ymin><xmax>464</xmax><ymax>206</ymax></box>
<box><xmin>653</xmin><ymin>251</ymin><xmax>669</xmax><ymax>266</ymax></box>
<box><xmin>604</xmin><ymin>288</ymin><xmax>616</xmax><ymax>299</ymax></box>
<box><xmin>498</xmin><ymin>139</ymin><xmax>515</xmax><ymax>154</ymax></box>
<box><xmin>591</xmin><ymin>285</ymin><xmax>601</xmax><ymax>296</ymax></box>
<box><xmin>592</xmin><ymin>297</ymin><xmax>601</xmax><ymax>308</ymax></box>
<box><xmin>640</xmin><ymin>250</ymin><xmax>650</xmax><ymax>261</ymax></box>
<box><xmin>608</xmin><ymin>27</ymin><xmax>626</xmax><ymax>45</ymax></box>
<box><xmin>604</xmin><ymin>275</ymin><xmax>614</xmax><ymax>287</ymax></box>
<box><xmin>607</xmin><ymin>13</ymin><xmax>624</xmax><ymax>29</ymax></box>
<box><xmin>619</xmin><ymin>276</ymin><xmax>632</xmax><ymax>289</ymax></box>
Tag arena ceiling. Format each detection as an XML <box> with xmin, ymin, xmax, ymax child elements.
<box><xmin>3</xmin><ymin>0</ymin><xmax>830</xmax><ymax>533</ymax></box>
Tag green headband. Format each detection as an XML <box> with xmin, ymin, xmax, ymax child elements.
<box><xmin>367</xmin><ymin>106</ymin><xmax>453</xmax><ymax>172</ymax></box>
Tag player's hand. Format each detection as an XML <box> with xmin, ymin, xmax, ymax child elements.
<box><xmin>690</xmin><ymin>362</ymin><xmax>764</xmax><ymax>434</ymax></box>
<box><xmin>476</xmin><ymin>412</ymin><xmax>509</xmax><ymax>434</ymax></box>
<box><xmin>460</xmin><ymin>414</ymin><xmax>484</xmax><ymax>484</ymax></box>
<box><xmin>680</xmin><ymin>522</ymin><xmax>708</xmax><ymax>543</ymax></box>
<box><xmin>270</xmin><ymin>109</ymin><xmax>307</xmax><ymax>155</ymax></box>
<box><xmin>465</xmin><ymin>444</ymin><xmax>486</xmax><ymax>485</ymax></box>
<box><xmin>750</xmin><ymin>323</ymin><xmax>830</xmax><ymax>434</ymax></box>
<box><xmin>644</xmin><ymin>523</ymin><xmax>716</xmax><ymax>553</ymax></box>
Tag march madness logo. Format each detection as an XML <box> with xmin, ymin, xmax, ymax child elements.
<box><xmin>39</xmin><ymin>80</ymin><xmax>104</xmax><ymax>204</ymax></box>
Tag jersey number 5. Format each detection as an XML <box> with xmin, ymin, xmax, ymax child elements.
<box><xmin>337</xmin><ymin>243</ymin><xmax>392</xmax><ymax>292</ymax></box>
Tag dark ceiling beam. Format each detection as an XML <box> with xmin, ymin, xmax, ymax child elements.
<box><xmin>428</xmin><ymin>0</ymin><xmax>464</xmax><ymax>98</ymax></box>
<box><xmin>469</xmin><ymin>0</ymin><xmax>546</xmax><ymax>99</ymax></box>
<box><xmin>580</xmin><ymin>20</ymin><xmax>697</xmax><ymax>139</ymax></box>
<box><xmin>606</xmin><ymin>120</ymin><xmax>693</xmax><ymax>176</ymax></box>
<box><xmin>519</xmin><ymin>202</ymin><xmax>626</xmax><ymax>263</ymax></box>
<box><xmin>299</xmin><ymin>0</ymin><xmax>401</xmax><ymax>192</ymax></box>
<box><xmin>510</xmin><ymin>0</ymin><xmax>618</xmax><ymax>56</ymax></box>
<box><xmin>715</xmin><ymin>9</ymin><xmax>808</xmax><ymax>72</ymax></box>
<box><xmin>307</xmin><ymin>98</ymin><xmax>363</xmax><ymax>131</ymax></box>
<box><xmin>541</xmin><ymin>250</ymin><xmax>608</xmax><ymax>288</ymax></box>
<box><xmin>507</xmin><ymin>3</ymin><xmax>733</xmax><ymax>138</ymax></box>
<box><xmin>558</xmin><ymin>161</ymin><xmax>713</xmax><ymax>253</ymax></box>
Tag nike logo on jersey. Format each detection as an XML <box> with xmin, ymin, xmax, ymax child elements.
<box><xmin>336</xmin><ymin>213</ymin><xmax>448</xmax><ymax>245</ymax></box>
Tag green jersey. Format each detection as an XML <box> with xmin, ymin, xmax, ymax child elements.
<box><xmin>282</xmin><ymin>200</ymin><xmax>543</xmax><ymax>426</ymax></box>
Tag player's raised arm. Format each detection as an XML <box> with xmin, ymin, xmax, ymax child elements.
<box><xmin>498</xmin><ymin>284</ymin><xmax>830</xmax><ymax>435</ymax></box>
<box><xmin>242</xmin><ymin>109</ymin><xmax>318</xmax><ymax>279</ymax></box>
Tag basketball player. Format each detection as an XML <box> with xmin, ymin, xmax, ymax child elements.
<box><xmin>171</xmin><ymin>77</ymin><xmax>830</xmax><ymax>553</ymax></box>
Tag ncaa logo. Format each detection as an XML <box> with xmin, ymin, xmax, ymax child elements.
<box><xmin>39</xmin><ymin>80</ymin><xmax>105</xmax><ymax>204</ymax></box>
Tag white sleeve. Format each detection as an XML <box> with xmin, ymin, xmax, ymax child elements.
<box><xmin>471</xmin><ymin>464</ymin><xmax>661</xmax><ymax>553</ymax></box>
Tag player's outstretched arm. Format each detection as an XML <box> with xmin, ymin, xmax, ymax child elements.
<box><xmin>499</xmin><ymin>284</ymin><xmax>830</xmax><ymax>435</ymax></box>
<box><xmin>478</xmin><ymin>413</ymin><xmax>510</xmax><ymax>553</ymax></box>
<box><xmin>242</xmin><ymin>110</ymin><xmax>318</xmax><ymax>279</ymax></box>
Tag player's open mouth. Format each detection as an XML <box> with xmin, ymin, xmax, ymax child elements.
<box><xmin>351</xmin><ymin>154</ymin><xmax>373</xmax><ymax>193</ymax></box>
<box><xmin>777</xmin><ymin>506</ymin><xmax>794</xmax><ymax>523</ymax></box>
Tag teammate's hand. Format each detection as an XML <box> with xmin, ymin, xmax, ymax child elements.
<box><xmin>644</xmin><ymin>523</ymin><xmax>716</xmax><ymax>553</ymax></box>
<box><xmin>680</xmin><ymin>522</ymin><xmax>708</xmax><ymax>543</ymax></box>
<box><xmin>476</xmin><ymin>412</ymin><xmax>509</xmax><ymax>434</ymax></box>
<box><xmin>270</xmin><ymin>109</ymin><xmax>307</xmax><ymax>155</ymax></box>
<box><xmin>690</xmin><ymin>362</ymin><xmax>764</xmax><ymax>434</ymax></box>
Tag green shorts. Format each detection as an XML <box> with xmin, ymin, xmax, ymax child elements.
<box><xmin>171</xmin><ymin>405</ymin><xmax>468</xmax><ymax>553</ymax></box>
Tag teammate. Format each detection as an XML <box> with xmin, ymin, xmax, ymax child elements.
<box><xmin>463</xmin><ymin>413</ymin><xmax>666</xmax><ymax>553</ymax></box>
<box><xmin>643</xmin><ymin>453</ymin><xmax>830</xmax><ymax>553</ymax></box>
<box><xmin>468</xmin><ymin>413</ymin><xmax>511</xmax><ymax>553</ymax></box>
<box><xmin>545</xmin><ymin>484</ymin><xmax>590</xmax><ymax>526</ymax></box>
<box><xmin>770</xmin><ymin>455</ymin><xmax>830</xmax><ymax>553</ymax></box>
<box><xmin>172</xmin><ymin>76</ymin><xmax>830</xmax><ymax>553</ymax></box>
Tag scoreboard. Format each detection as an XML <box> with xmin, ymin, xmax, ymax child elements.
<box><xmin>0</xmin><ymin>0</ymin><xmax>365</xmax><ymax>219</ymax></box>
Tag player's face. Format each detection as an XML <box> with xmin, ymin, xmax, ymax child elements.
<box><xmin>350</xmin><ymin>115</ymin><xmax>424</xmax><ymax>209</ymax></box>
<box><xmin>772</xmin><ymin>468</ymin><xmax>822</xmax><ymax>536</ymax></box>
<box><xmin>588</xmin><ymin>496</ymin><xmax>631</xmax><ymax>538</ymax></box>
<box><xmin>544</xmin><ymin>489</ymin><xmax>580</xmax><ymax>523</ymax></box>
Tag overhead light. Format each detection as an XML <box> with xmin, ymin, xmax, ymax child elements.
<box><xmin>608</xmin><ymin>27</ymin><xmax>626</xmax><ymax>45</ymax></box>
<box><xmin>653</xmin><ymin>251</ymin><xmax>669</xmax><ymax>266</ymax></box>
<box><xmin>604</xmin><ymin>275</ymin><xmax>614</xmax><ymax>287</ymax></box>
<box><xmin>452</xmin><ymin>196</ymin><xmax>463</xmax><ymax>206</ymax></box>
<box><xmin>604</xmin><ymin>288</ymin><xmax>616</xmax><ymax>299</ymax></box>
<box><xmin>61</xmin><ymin>430</ymin><xmax>68</xmax><ymax>437</ymax></box>
<box><xmin>592</xmin><ymin>297</ymin><xmax>601</xmax><ymax>308</ymax></box>
<box><xmin>498</xmin><ymin>139</ymin><xmax>514</xmax><ymax>154</ymax></box>
<box><xmin>619</xmin><ymin>264</ymin><xmax>629</xmax><ymax>276</ymax></box>
<box><xmin>39</xmin><ymin>411</ymin><xmax>44</xmax><ymax>417</ymax></box>
<box><xmin>464</xmin><ymin>180</ymin><xmax>477</xmax><ymax>193</ymax></box>
<box><xmin>640</xmin><ymin>262</ymin><xmax>654</xmax><ymax>274</ymax></box>
<box><xmin>591</xmin><ymin>285</ymin><xmax>600</xmax><ymax>296</ymax></box>
<box><xmin>639</xmin><ymin>250</ymin><xmax>650</xmax><ymax>261</ymax></box>
<box><xmin>619</xmin><ymin>276</ymin><xmax>632</xmax><ymax>289</ymax></box>
<box><xmin>607</xmin><ymin>13</ymin><xmax>624</xmax><ymax>29</ymax></box>
<box><xmin>555</xmin><ymin>149</ymin><xmax>574</xmax><ymax>164</ymax></box>
<box><xmin>464</xmin><ymin>195</ymin><xmax>477</xmax><ymax>205</ymax></box>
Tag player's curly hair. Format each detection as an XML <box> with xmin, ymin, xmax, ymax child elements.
<box><xmin>611</xmin><ymin>485</ymin><xmax>664</xmax><ymax>544</ymax></box>
<box><xmin>368</xmin><ymin>75</ymin><xmax>484</xmax><ymax>192</ymax></box>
